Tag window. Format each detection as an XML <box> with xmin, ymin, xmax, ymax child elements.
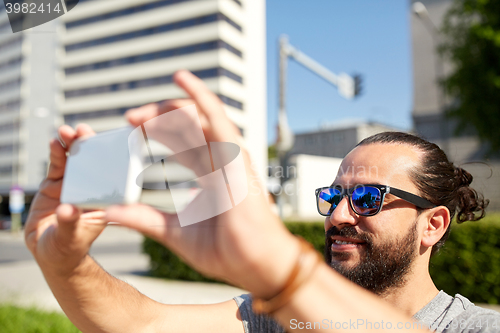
<box><xmin>65</xmin><ymin>13</ymin><xmax>241</xmax><ymax>52</ymax></box>
<box><xmin>66</xmin><ymin>0</ymin><xmax>190</xmax><ymax>29</ymax></box>
<box><xmin>64</xmin><ymin>41</ymin><xmax>241</xmax><ymax>76</ymax></box>
<box><xmin>65</xmin><ymin>67</ymin><xmax>243</xmax><ymax>101</ymax></box>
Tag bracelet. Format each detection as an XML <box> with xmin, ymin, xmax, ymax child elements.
<box><xmin>252</xmin><ymin>236</ymin><xmax>322</xmax><ymax>315</ymax></box>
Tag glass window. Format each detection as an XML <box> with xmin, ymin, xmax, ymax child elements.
<box><xmin>65</xmin><ymin>13</ymin><xmax>241</xmax><ymax>52</ymax></box>
<box><xmin>65</xmin><ymin>40</ymin><xmax>242</xmax><ymax>75</ymax></box>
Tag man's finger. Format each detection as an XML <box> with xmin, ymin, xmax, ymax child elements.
<box><xmin>173</xmin><ymin>70</ymin><xmax>241</xmax><ymax>141</ymax></box>
<box><xmin>46</xmin><ymin>139</ymin><xmax>68</xmax><ymax>180</ymax></box>
<box><xmin>80</xmin><ymin>210</ymin><xmax>107</xmax><ymax>225</ymax></box>
<box><xmin>104</xmin><ymin>204</ymin><xmax>177</xmax><ymax>242</ymax></box>
<box><xmin>125</xmin><ymin>99</ymin><xmax>195</xmax><ymax>127</ymax></box>
<box><xmin>39</xmin><ymin>178</ymin><xmax>63</xmax><ymax>200</ymax></box>
<box><xmin>125</xmin><ymin>103</ymin><xmax>160</xmax><ymax>127</ymax></box>
<box><xmin>46</xmin><ymin>125</ymin><xmax>77</xmax><ymax>180</ymax></box>
<box><xmin>75</xmin><ymin>123</ymin><xmax>95</xmax><ymax>138</ymax></box>
<box><xmin>58</xmin><ymin>125</ymin><xmax>78</xmax><ymax>150</ymax></box>
<box><xmin>173</xmin><ymin>70</ymin><xmax>223</xmax><ymax>119</ymax></box>
<box><xmin>47</xmin><ymin>124</ymin><xmax>95</xmax><ymax>181</ymax></box>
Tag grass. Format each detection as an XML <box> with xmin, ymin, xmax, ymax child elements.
<box><xmin>0</xmin><ymin>304</ymin><xmax>81</xmax><ymax>333</ymax></box>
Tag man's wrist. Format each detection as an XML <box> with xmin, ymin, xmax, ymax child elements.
<box><xmin>245</xmin><ymin>234</ymin><xmax>302</xmax><ymax>299</ymax></box>
<box><xmin>40</xmin><ymin>254</ymin><xmax>95</xmax><ymax>281</ymax></box>
<box><xmin>252</xmin><ymin>237</ymin><xmax>322</xmax><ymax>314</ymax></box>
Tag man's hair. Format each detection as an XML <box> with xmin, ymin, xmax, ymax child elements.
<box><xmin>357</xmin><ymin>131</ymin><xmax>489</xmax><ymax>256</ymax></box>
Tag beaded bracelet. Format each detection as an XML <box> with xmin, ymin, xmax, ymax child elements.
<box><xmin>252</xmin><ymin>237</ymin><xmax>322</xmax><ymax>315</ymax></box>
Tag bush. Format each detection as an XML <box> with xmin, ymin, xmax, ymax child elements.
<box><xmin>430</xmin><ymin>215</ymin><xmax>500</xmax><ymax>304</ymax></box>
<box><xmin>142</xmin><ymin>222</ymin><xmax>326</xmax><ymax>283</ymax></box>
<box><xmin>143</xmin><ymin>237</ymin><xmax>220</xmax><ymax>283</ymax></box>
<box><xmin>0</xmin><ymin>304</ymin><xmax>80</xmax><ymax>333</ymax></box>
<box><xmin>284</xmin><ymin>222</ymin><xmax>326</xmax><ymax>255</ymax></box>
<box><xmin>143</xmin><ymin>217</ymin><xmax>500</xmax><ymax>304</ymax></box>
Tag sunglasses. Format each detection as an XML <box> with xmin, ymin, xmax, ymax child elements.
<box><xmin>315</xmin><ymin>184</ymin><xmax>436</xmax><ymax>217</ymax></box>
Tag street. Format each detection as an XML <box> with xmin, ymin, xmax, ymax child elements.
<box><xmin>0</xmin><ymin>225</ymin><xmax>246</xmax><ymax>312</ymax></box>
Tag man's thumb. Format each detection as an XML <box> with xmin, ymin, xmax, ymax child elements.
<box><xmin>55</xmin><ymin>204</ymin><xmax>81</xmax><ymax>237</ymax></box>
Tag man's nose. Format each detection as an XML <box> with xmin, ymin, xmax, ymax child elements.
<box><xmin>326</xmin><ymin>195</ymin><xmax>357</xmax><ymax>228</ymax></box>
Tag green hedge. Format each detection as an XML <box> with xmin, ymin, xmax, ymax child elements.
<box><xmin>142</xmin><ymin>222</ymin><xmax>326</xmax><ymax>284</ymax></box>
<box><xmin>143</xmin><ymin>235</ymin><xmax>220</xmax><ymax>283</ymax></box>
<box><xmin>143</xmin><ymin>218</ymin><xmax>500</xmax><ymax>304</ymax></box>
<box><xmin>430</xmin><ymin>215</ymin><xmax>500</xmax><ymax>304</ymax></box>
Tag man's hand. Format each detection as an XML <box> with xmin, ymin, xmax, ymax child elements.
<box><xmin>23</xmin><ymin>70</ymin><xmax>431</xmax><ymax>333</ymax></box>
<box><xmin>105</xmin><ymin>70</ymin><xmax>300</xmax><ymax>297</ymax></box>
<box><xmin>24</xmin><ymin>124</ymin><xmax>105</xmax><ymax>275</ymax></box>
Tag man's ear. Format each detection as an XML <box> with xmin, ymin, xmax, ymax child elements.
<box><xmin>421</xmin><ymin>206</ymin><xmax>451</xmax><ymax>248</ymax></box>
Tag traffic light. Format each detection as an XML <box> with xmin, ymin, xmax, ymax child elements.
<box><xmin>354</xmin><ymin>74</ymin><xmax>363</xmax><ymax>97</ymax></box>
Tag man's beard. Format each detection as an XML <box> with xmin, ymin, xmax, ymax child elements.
<box><xmin>324</xmin><ymin>222</ymin><xmax>419</xmax><ymax>295</ymax></box>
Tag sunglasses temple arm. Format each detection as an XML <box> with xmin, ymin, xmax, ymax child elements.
<box><xmin>388</xmin><ymin>187</ymin><xmax>436</xmax><ymax>209</ymax></box>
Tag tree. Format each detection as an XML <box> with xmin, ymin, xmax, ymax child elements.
<box><xmin>268</xmin><ymin>144</ymin><xmax>277</xmax><ymax>160</ymax></box>
<box><xmin>440</xmin><ymin>0</ymin><xmax>500</xmax><ymax>154</ymax></box>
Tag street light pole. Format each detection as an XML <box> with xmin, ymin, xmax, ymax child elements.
<box><xmin>276</xmin><ymin>35</ymin><xmax>294</xmax><ymax>219</ymax></box>
<box><xmin>275</xmin><ymin>35</ymin><xmax>361</xmax><ymax>219</ymax></box>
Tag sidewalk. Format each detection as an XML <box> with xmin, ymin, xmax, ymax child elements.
<box><xmin>0</xmin><ymin>226</ymin><xmax>246</xmax><ymax>312</ymax></box>
<box><xmin>1</xmin><ymin>227</ymin><xmax>499</xmax><ymax>314</ymax></box>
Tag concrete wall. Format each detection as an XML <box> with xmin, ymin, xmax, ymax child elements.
<box><xmin>289</xmin><ymin>122</ymin><xmax>399</xmax><ymax>159</ymax></box>
<box><xmin>410</xmin><ymin>0</ymin><xmax>500</xmax><ymax>211</ymax></box>
<box><xmin>23</xmin><ymin>20</ymin><xmax>61</xmax><ymax>193</ymax></box>
<box><xmin>283</xmin><ymin>154</ymin><xmax>342</xmax><ymax>221</ymax></box>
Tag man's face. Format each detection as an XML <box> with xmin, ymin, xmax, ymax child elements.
<box><xmin>324</xmin><ymin>143</ymin><xmax>423</xmax><ymax>295</ymax></box>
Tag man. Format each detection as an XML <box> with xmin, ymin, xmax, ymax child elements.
<box><xmin>236</xmin><ymin>132</ymin><xmax>500</xmax><ymax>332</ymax></box>
<box><xmin>25</xmin><ymin>70</ymin><xmax>499</xmax><ymax>332</ymax></box>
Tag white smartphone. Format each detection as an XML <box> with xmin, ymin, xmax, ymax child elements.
<box><xmin>60</xmin><ymin>126</ymin><xmax>145</xmax><ymax>209</ymax></box>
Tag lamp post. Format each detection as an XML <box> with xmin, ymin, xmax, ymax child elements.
<box><xmin>275</xmin><ymin>35</ymin><xmax>361</xmax><ymax>219</ymax></box>
<box><xmin>412</xmin><ymin>1</ymin><xmax>449</xmax><ymax>155</ymax></box>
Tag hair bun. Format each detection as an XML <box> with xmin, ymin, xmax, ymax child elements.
<box><xmin>454</xmin><ymin>166</ymin><xmax>473</xmax><ymax>187</ymax></box>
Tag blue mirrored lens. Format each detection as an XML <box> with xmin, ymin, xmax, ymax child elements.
<box><xmin>351</xmin><ymin>186</ymin><xmax>381</xmax><ymax>215</ymax></box>
<box><xmin>318</xmin><ymin>188</ymin><xmax>342</xmax><ymax>215</ymax></box>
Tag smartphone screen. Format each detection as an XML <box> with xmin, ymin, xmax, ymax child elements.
<box><xmin>60</xmin><ymin>126</ymin><xmax>143</xmax><ymax>208</ymax></box>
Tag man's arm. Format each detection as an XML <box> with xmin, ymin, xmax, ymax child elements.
<box><xmin>43</xmin><ymin>255</ymin><xmax>243</xmax><ymax>333</ymax></box>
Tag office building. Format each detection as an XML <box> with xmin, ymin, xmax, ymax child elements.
<box><xmin>411</xmin><ymin>0</ymin><xmax>500</xmax><ymax>209</ymax></box>
<box><xmin>61</xmin><ymin>0</ymin><xmax>266</xmax><ymax>208</ymax></box>
<box><xmin>269</xmin><ymin>121</ymin><xmax>399</xmax><ymax>220</ymax></box>
<box><xmin>288</xmin><ymin>120</ymin><xmax>399</xmax><ymax>159</ymax></box>
<box><xmin>0</xmin><ymin>5</ymin><xmax>60</xmax><ymax>209</ymax></box>
<box><xmin>0</xmin><ymin>0</ymin><xmax>267</xmax><ymax>212</ymax></box>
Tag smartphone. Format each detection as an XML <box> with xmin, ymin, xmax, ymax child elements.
<box><xmin>60</xmin><ymin>126</ymin><xmax>145</xmax><ymax>209</ymax></box>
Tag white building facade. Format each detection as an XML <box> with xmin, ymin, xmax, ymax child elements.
<box><xmin>0</xmin><ymin>6</ymin><xmax>61</xmax><ymax>206</ymax></box>
<box><xmin>60</xmin><ymin>0</ymin><xmax>266</xmax><ymax>174</ymax></box>
<box><xmin>411</xmin><ymin>0</ymin><xmax>500</xmax><ymax>209</ymax></box>
<box><xmin>0</xmin><ymin>0</ymin><xmax>267</xmax><ymax>213</ymax></box>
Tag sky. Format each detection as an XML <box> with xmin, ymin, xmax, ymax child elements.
<box><xmin>265</xmin><ymin>0</ymin><xmax>413</xmax><ymax>144</ymax></box>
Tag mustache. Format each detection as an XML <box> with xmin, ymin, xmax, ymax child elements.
<box><xmin>324</xmin><ymin>226</ymin><xmax>374</xmax><ymax>262</ymax></box>
<box><xmin>325</xmin><ymin>226</ymin><xmax>372</xmax><ymax>243</ymax></box>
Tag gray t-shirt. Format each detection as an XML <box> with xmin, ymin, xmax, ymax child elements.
<box><xmin>234</xmin><ymin>291</ymin><xmax>500</xmax><ymax>332</ymax></box>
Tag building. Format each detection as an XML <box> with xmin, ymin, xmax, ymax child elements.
<box><xmin>288</xmin><ymin>120</ymin><xmax>399</xmax><ymax>159</ymax></box>
<box><xmin>0</xmin><ymin>5</ymin><xmax>61</xmax><ymax>213</ymax></box>
<box><xmin>411</xmin><ymin>0</ymin><xmax>500</xmax><ymax>209</ymax></box>
<box><xmin>0</xmin><ymin>0</ymin><xmax>267</xmax><ymax>214</ymax></box>
<box><xmin>269</xmin><ymin>120</ymin><xmax>399</xmax><ymax>220</ymax></box>
<box><xmin>280</xmin><ymin>154</ymin><xmax>342</xmax><ymax>220</ymax></box>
